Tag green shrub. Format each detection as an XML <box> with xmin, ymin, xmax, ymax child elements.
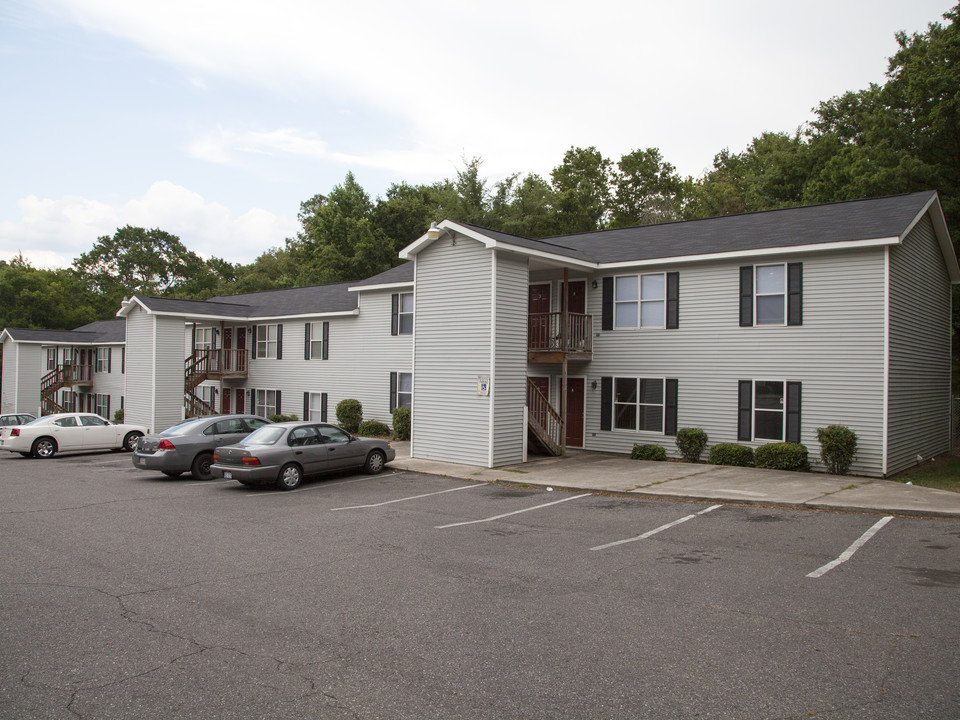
<box><xmin>358</xmin><ymin>419</ymin><xmax>391</xmax><ymax>437</ymax></box>
<box><xmin>675</xmin><ymin>427</ymin><xmax>708</xmax><ymax>463</ymax></box>
<box><xmin>755</xmin><ymin>442</ymin><xmax>809</xmax><ymax>471</ymax></box>
<box><xmin>268</xmin><ymin>413</ymin><xmax>299</xmax><ymax>423</ymax></box>
<box><xmin>392</xmin><ymin>406</ymin><xmax>411</xmax><ymax>441</ymax></box>
<box><xmin>113</xmin><ymin>408</ymin><xmax>124</xmax><ymax>424</ymax></box>
<box><xmin>817</xmin><ymin>425</ymin><xmax>858</xmax><ymax>475</ymax></box>
<box><xmin>631</xmin><ymin>444</ymin><xmax>667</xmax><ymax>461</ymax></box>
<box><xmin>708</xmin><ymin>443</ymin><xmax>754</xmax><ymax>467</ymax></box>
<box><xmin>336</xmin><ymin>399</ymin><xmax>363</xmax><ymax>433</ymax></box>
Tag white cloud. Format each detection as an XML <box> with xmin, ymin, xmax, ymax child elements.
<box><xmin>0</xmin><ymin>182</ymin><xmax>298</xmax><ymax>269</ymax></box>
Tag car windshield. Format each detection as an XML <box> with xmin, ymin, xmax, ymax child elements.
<box><xmin>161</xmin><ymin>419</ymin><xmax>208</xmax><ymax>436</ymax></box>
<box><xmin>24</xmin><ymin>417</ymin><xmax>44</xmax><ymax>426</ymax></box>
<box><xmin>242</xmin><ymin>426</ymin><xmax>286</xmax><ymax>446</ymax></box>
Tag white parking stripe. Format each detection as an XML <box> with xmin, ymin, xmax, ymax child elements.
<box><xmin>435</xmin><ymin>493</ymin><xmax>592</xmax><ymax>529</ymax></box>
<box><xmin>806</xmin><ymin>516</ymin><xmax>893</xmax><ymax>578</ymax></box>
<box><xmin>330</xmin><ymin>482</ymin><xmax>483</xmax><ymax>509</ymax></box>
<box><xmin>590</xmin><ymin>504</ymin><xmax>723</xmax><ymax>551</ymax></box>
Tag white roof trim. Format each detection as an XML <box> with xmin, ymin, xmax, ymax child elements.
<box><xmin>119</xmin><ymin>296</ymin><xmax>360</xmax><ymax>322</ymax></box>
<box><xmin>347</xmin><ymin>281</ymin><xmax>414</xmax><ymax>292</ymax></box>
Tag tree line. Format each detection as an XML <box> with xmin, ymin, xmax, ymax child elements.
<box><xmin>2</xmin><ymin>5</ymin><xmax>958</xmax><ymax>351</ymax></box>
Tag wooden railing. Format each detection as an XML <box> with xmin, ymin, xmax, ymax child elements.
<box><xmin>185</xmin><ymin>349</ymin><xmax>248</xmax><ymax>391</ymax></box>
<box><xmin>40</xmin><ymin>364</ymin><xmax>93</xmax><ymax>414</ymax></box>
<box><xmin>528</xmin><ymin>312</ymin><xmax>593</xmax><ymax>354</ymax></box>
<box><xmin>527</xmin><ymin>378</ymin><xmax>563</xmax><ymax>456</ymax></box>
<box><xmin>184</xmin><ymin>392</ymin><xmax>217</xmax><ymax>419</ymax></box>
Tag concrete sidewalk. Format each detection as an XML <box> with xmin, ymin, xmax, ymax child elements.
<box><xmin>387</xmin><ymin>443</ymin><xmax>960</xmax><ymax>518</ymax></box>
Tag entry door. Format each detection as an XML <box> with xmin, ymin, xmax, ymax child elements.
<box><xmin>222</xmin><ymin>389</ymin><xmax>232</xmax><ymax>414</ymax></box>
<box><xmin>564</xmin><ymin>280</ymin><xmax>586</xmax><ymax>314</ymax></box>
<box><xmin>529</xmin><ymin>284</ymin><xmax>551</xmax><ymax>349</ymax></box>
<box><xmin>565</xmin><ymin>378</ymin><xmax>585</xmax><ymax>448</ymax></box>
<box><xmin>235</xmin><ymin>388</ymin><xmax>245</xmax><ymax>414</ymax></box>
<box><xmin>222</xmin><ymin>327</ymin><xmax>233</xmax><ymax>370</ymax></box>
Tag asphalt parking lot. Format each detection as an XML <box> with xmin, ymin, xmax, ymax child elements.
<box><xmin>1</xmin><ymin>451</ymin><xmax>958</xmax><ymax>719</ymax></box>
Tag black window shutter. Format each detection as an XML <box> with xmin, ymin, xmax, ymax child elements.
<box><xmin>737</xmin><ymin>380</ymin><xmax>752</xmax><ymax>441</ymax></box>
<box><xmin>739</xmin><ymin>267</ymin><xmax>753</xmax><ymax>327</ymax></box>
<box><xmin>322</xmin><ymin>322</ymin><xmax>329</xmax><ymax>360</ymax></box>
<box><xmin>600</xmin><ymin>377</ymin><xmax>613</xmax><ymax>431</ymax></box>
<box><xmin>106</xmin><ymin>395</ymin><xmax>111</xmax><ymax>420</ymax></box>
<box><xmin>321</xmin><ymin>393</ymin><xmax>328</xmax><ymax>422</ymax></box>
<box><xmin>275</xmin><ymin>390</ymin><xmax>281</xmax><ymax>415</ymax></box>
<box><xmin>303</xmin><ymin>391</ymin><xmax>309</xmax><ymax>420</ymax></box>
<box><xmin>391</xmin><ymin>294</ymin><xmax>399</xmax><ymax>336</ymax></box>
<box><xmin>304</xmin><ymin>323</ymin><xmax>311</xmax><ymax>360</ymax></box>
<box><xmin>250</xmin><ymin>327</ymin><xmax>257</xmax><ymax>359</ymax></box>
<box><xmin>122</xmin><ymin>347</ymin><xmax>125</xmax><ymax>374</ymax></box>
<box><xmin>212</xmin><ymin>327</ymin><xmax>218</xmax><ymax>349</ymax></box>
<box><xmin>665</xmin><ymin>379</ymin><xmax>678</xmax><ymax>436</ymax></box>
<box><xmin>787</xmin><ymin>263</ymin><xmax>803</xmax><ymax>326</ymax></box>
<box><xmin>390</xmin><ymin>372</ymin><xmax>398</xmax><ymax>412</ymax></box>
<box><xmin>108</xmin><ymin>348</ymin><xmax>112</xmax><ymax>373</ymax></box>
<box><xmin>666</xmin><ymin>272</ymin><xmax>679</xmax><ymax>329</ymax></box>
<box><xmin>191</xmin><ymin>329</ymin><xmax>196</xmax><ymax>353</ymax></box>
<box><xmin>786</xmin><ymin>381</ymin><xmax>802</xmax><ymax>443</ymax></box>
<box><xmin>601</xmin><ymin>278</ymin><xmax>614</xmax><ymax>331</ymax></box>
<box><xmin>250</xmin><ymin>387</ymin><xmax>257</xmax><ymax>413</ymax></box>
<box><xmin>276</xmin><ymin>324</ymin><xmax>283</xmax><ymax>360</ymax></box>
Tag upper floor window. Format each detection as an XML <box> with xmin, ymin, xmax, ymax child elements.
<box><xmin>45</xmin><ymin>348</ymin><xmax>56</xmax><ymax>371</ymax></box>
<box><xmin>392</xmin><ymin>292</ymin><xmax>413</xmax><ymax>335</ymax></box>
<box><xmin>95</xmin><ymin>347</ymin><xmax>111</xmax><ymax>373</ymax></box>
<box><xmin>304</xmin><ymin>322</ymin><xmax>328</xmax><ymax>360</ymax></box>
<box><xmin>253</xmin><ymin>324</ymin><xmax>281</xmax><ymax>359</ymax></box>
<box><xmin>195</xmin><ymin>327</ymin><xmax>214</xmax><ymax>350</ymax></box>
<box><xmin>740</xmin><ymin>263</ymin><xmax>802</xmax><ymax>326</ymax></box>
<box><xmin>603</xmin><ymin>273</ymin><xmax>678</xmax><ymax>331</ymax></box>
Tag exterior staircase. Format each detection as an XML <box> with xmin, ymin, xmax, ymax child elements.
<box><xmin>40</xmin><ymin>363</ymin><xmax>92</xmax><ymax>415</ymax></box>
<box><xmin>184</xmin><ymin>348</ymin><xmax>247</xmax><ymax>418</ymax></box>
<box><xmin>527</xmin><ymin>378</ymin><xmax>563</xmax><ymax>456</ymax></box>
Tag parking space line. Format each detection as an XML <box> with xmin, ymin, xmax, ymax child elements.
<box><xmin>435</xmin><ymin>493</ymin><xmax>592</xmax><ymax>529</ymax></box>
<box><xmin>590</xmin><ymin>504</ymin><xmax>723</xmax><ymax>551</ymax></box>
<box><xmin>806</xmin><ymin>516</ymin><xmax>893</xmax><ymax>578</ymax></box>
<box><xmin>330</xmin><ymin>482</ymin><xmax>483</xmax><ymax>510</ymax></box>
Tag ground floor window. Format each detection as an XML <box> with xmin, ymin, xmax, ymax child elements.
<box><xmin>390</xmin><ymin>372</ymin><xmax>412</xmax><ymax>411</ymax></box>
<box><xmin>614</xmin><ymin>377</ymin><xmax>664</xmax><ymax>432</ymax></box>
<box><xmin>754</xmin><ymin>381</ymin><xmax>784</xmax><ymax>440</ymax></box>
<box><xmin>307</xmin><ymin>392</ymin><xmax>327</xmax><ymax>422</ymax></box>
<box><xmin>255</xmin><ymin>389</ymin><xmax>280</xmax><ymax>418</ymax></box>
<box><xmin>95</xmin><ymin>393</ymin><xmax>110</xmax><ymax>419</ymax></box>
<box><xmin>60</xmin><ymin>390</ymin><xmax>74</xmax><ymax>412</ymax></box>
<box><xmin>738</xmin><ymin>380</ymin><xmax>801</xmax><ymax>443</ymax></box>
<box><xmin>199</xmin><ymin>385</ymin><xmax>217</xmax><ymax>411</ymax></box>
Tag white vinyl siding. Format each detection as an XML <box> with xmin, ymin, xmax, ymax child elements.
<box><xmin>887</xmin><ymin>215</ymin><xmax>952</xmax><ymax>475</ymax></box>
<box><xmin>411</xmin><ymin>233</ymin><xmax>493</xmax><ymax>465</ymax></box>
<box><xmin>490</xmin><ymin>250</ymin><xmax>529</xmax><ymax>466</ymax></box>
<box><xmin>582</xmin><ymin>248</ymin><xmax>888</xmax><ymax>475</ymax></box>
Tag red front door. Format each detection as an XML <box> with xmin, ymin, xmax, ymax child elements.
<box><xmin>528</xmin><ymin>284</ymin><xmax>551</xmax><ymax>349</ymax></box>
<box><xmin>235</xmin><ymin>389</ymin><xmax>245</xmax><ymax>414</ymax></box>
<box><xmin>565</xmin><ymin>378</ymin><xmax>585</xmax><ymax>448</ymax></box>
<box><xmin>564</xmin><ymin>280</ymin><xmax>586</xmax><ymax>314</ymax></box>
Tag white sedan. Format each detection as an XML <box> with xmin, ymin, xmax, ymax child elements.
<box><xmin>0</xmin><ymin>413</ymin><xmax>149</xmax><ymax>459</ymax></box>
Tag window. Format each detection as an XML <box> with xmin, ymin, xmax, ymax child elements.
<box><xmin>392</xmin><ymin>292</ymin><xmax>413</xmax><ymax>335</ymax></box>
<box><xmin>304</xmin><ymin>322</ymin><xmax>328</xmax><ymax>360</ymax></box>
<box><xmin>205</xmin><ymin>418</ymin><xmax>248</xmax><ymax>435</ymax></box>
<box><xmin>199</xmin><ymin>385</ymin><xmax>217</xmax><ymax>410</ymax></box>
<box><xmin>254</xmin><ymin>324</ymin><xmax>281</xmax><ymax>359</ymax></box>
<box><xmin>54</xmin><ymin>415</ymin><xmax>78</xmax><ymax>427</ymax></box>
<box><xmin>255</xmin><ymin>389</ymin><xmax>280</xmax><ymax>417</ymax></box>
<box><xmin>390</xmin><ymin>372</ymin><xmax>412</xmax><ymax>411</ymax></box>
<box><xmin>80</xmin><ymin>415</ymin><xmax>107</xmax><ymax>427</ymax></box>
<box><xmin>305</xmin><ymin>392</ymin><xmax>328</xmax><ymax>422</ymax></box>
<box><xmin>738</xmin><ymin>380</ymin><xmax>802</xmax><ymax>443</ymax></box>
<box><xmin>96</xmin><ymin>348</ymin><xmax>111</xmax><ymax>373</ymax></box>
<box><xmin>613</xmin><ymin>377</ymin><xmax>664</xmax><ymax>432</ymax></box>
<box><xmin>318</xmin><ymin>426</ymin><xmax>352</xmax><ymax>444</ymax></box>
<box><xmin>288</xmin><ymin>425</ymin><xmax>321</xmax><ymax>447</ymax></box>
<box><xmin>60</xmin><ymin>391</ymin><xmax>74</xmax><ymax>412</ymax></box>
<box><xmin>740</xmin><ymin>263</ymin><xmax>802</xmax><ymax>326</ymax></box>
<box><xmin>195</xmin><ymin>327</ymin><xmax>213</xmax><ymax>350</ymax></box>
<box><xmin>46</xmin><ymin>348</ymin><xmax>56</xmax><ymax>371</ymax></box>
<box><xmin>95</xmin><ymin>393</ymin><xmax>110</xmax><ymax>419</ymax></box>
<box><xmin>605</xmin><ymin>273</ymin><xmax>678</xmax><ymax>330</ymax></box>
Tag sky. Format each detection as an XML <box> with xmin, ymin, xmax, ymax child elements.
<box><xmin>0</xmin><ymin>0</ymin><xmax>954</xmax><ymax>270</ymax></box>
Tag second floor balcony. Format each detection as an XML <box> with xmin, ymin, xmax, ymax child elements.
<box><xmin>528</xmin><ymin>312</ymin><xmax>593</xmax><ymax>363</ymax></box>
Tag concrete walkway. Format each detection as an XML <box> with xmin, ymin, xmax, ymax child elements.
<box><xmin>387</xmin><ymin>443</ymin><xmax>960</xmax><ymax>518</ymax></box>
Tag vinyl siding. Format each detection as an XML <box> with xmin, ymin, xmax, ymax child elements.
<box><xmin>123</xmin><ymin>307</ymin><xmax>155</xmax><ymax>429</ymax></box>
<box><xmin>91</xmin><ymin>346</ymin><xmax>125</xmax><ymax>418</ymax></box>
<box><xmin>491</xmin><ymin>251</ymin><xmax>529</xmax><ymax>466</ymax></box>
<box><xmin>153</xmin><ymin>316</ymin><xmax>186</xmax><ymax>431</ymax></box>
<box><xmin>887</xmin><ymin>214</ymin><xmax>952</xmax><ymax>475</ymax></box>
<box><xmin>412</xmin><ymin>234</ymin><xmax>494</xmax><ymax>465</ymax></box>
<box><xmin>577</xmin><ymin>248</ymin><xmax>889</xmax><ymax>476</ymax></box>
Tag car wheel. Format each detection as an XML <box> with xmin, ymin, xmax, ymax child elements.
<box><xmin>32</xmin><ymin>437</ymin><xmax>57</xmax><ymax>459</ymax></box>
<box><xmin>161</xmin><ymin>471</ymin><xmax>182</xmax><ymax>478</ymax></box>
<box><xmin>191</xmin><ymin>453</ymin><xmax>214</xmax><ymax>480</ymax></box>
<box><xmin>123</xmin><ymin>431</ymin><xmax>143</xmax><ymax>452</ymax></box>
<box><xmin>363</xmin><ymin>449</ymin><xmax>387</xmax><ymax>475</ymax></box>
<box><xmin>18</xmin><ymin>452</ymin><xmax>32</xmax><ymax>458</ymax></box>
<box><xmin>276</xmin><ymin>463</ymin><xmax>302</xmax><ymax>490</ymax></box>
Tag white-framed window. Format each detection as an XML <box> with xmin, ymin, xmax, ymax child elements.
<box><xmin>307</xmin><ymin>392</ymin><xmax>325</xmax><ymax>421</ymax></box>
<box><xmin>613</xmin><ymin>377</ymin><xmax>664</xmax><ymax>432</ymax></box>
<box><xmin>395</xmin><ymin>372</ymin><xmax>412</xmax><ymax>408</ymax></box>
<box><xmin>614</xmin><ymin>273</ymin><xmax>665</xmax><ymax>328</ymax></box>
<box><xmin>195</xmin><ymin>327</ymin><xmax>213</xmax><ymax>350</ymax></box>
<box><xmin>255</xmin><ymin>389</ymin><xmax>279</xmax><ymax>417</ymax></box>
<box><xmin>256</xmin><ymin>324</ymin><xmax>279</xmax><ymax>359</ymax></box>
<box><xmin>308</xmin><ymin>322</ymin><xmax>324</xmax><ymax>359</ymax></box>
<box><xmin>60</xmin><ymin>390</ymin><xmax>74</xmax><ymax>412</ymax></box>
<box><xmin>754</xmin><ymin>380</ymin><xmax>785</xmax><ymax>441</ymax></box>
<box><xmin>45</xmin><ymin>348</ymin><xmax>56</xmax><ymax>371</ymax></box>
<box><xmin>95</xmin><ymin>393</ymin><xmax>110</xmax><ymax>419</ymax></box>
<box><xmin>392</xmin><ymin>292</ymin><xmax>414</xmax><ymax>336</ymax></box>
<box><xmin>199</xmin><ymin>385</ymin><xmax>217</xmax><ymax>411</ymax></box>
<box><xmin>755</xmin><ymin>264</ymin><xmax>786</xmax><ymax>325</ymax></box>
<box><xmin>96</xmin><ymin>347</ymin><xmax>111</xmax><ymax>373</ymax></box>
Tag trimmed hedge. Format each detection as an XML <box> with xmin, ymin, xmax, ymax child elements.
<box><xmin>113</xmin><ymin>408</ymin><xmax>124</xmax><ymax>424</ymax></box>
<box><xmin>392</xmin><ymin>406</ymin><xmax>411</xmax><ymax>441</ymax></box>
<box><xmin>631</xmin><ymin>444</ymin><xmax>667</xmax><ymax>461</ymax></box>
<box><xmin>755</xmin><ymin>442</ymin><xmax>809</xmax><ymax>471</ymax></box>
<box><xmin>817</xmin><ymin>425</ymin><xmax>858</xmax><ymax>475</ymax></box>
<box><xmin>708</xmin><ymin>443</ymin><xmax>754</xmax><ymax>467</ymax></box>
<box><xmin>268</xmin><ymin>413</ymin><xmax>299</xmax><ymax>422</ymax></box>
<box><xmin>358</xmin><ymin>419</ymin><xmax>391</xmax><ymax>437</ymax></box>
<box><xmin>336</xmin><ymin>399</ymin><xmax>363</xmax><ymax>433</ymax></box>
<box><xmin>675</xmin><ymin>427</ymin><xmax>708</xmax><ymax>463</ymax></box>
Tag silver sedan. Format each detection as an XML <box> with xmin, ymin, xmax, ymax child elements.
<box><xmin>132</xmin><ymin>414</ymin><xmax>272</xmax><ymax>480</ymax></box>
<box><xmin>210</xmin><ymin>421</ymin><xmax>395</xmax><ymax>490</ymax></box>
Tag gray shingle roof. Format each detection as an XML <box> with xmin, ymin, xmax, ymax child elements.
<box><xmin>349</xmin><ymin>262</ymin><xmax>414</xmax><ymax>288</ymax></box>
<box><xmin>207</xmin><ymin>281</ymin><xmax>359</xmax><ymax>317</ymax></box>
<box><xmin>4</xmin><ymin>318</ymin><xmax>125</xmax><ymax>344</ymax></box>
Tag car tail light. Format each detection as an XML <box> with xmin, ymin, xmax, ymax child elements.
<box><xmin>212</xmin><ymin>453</ymin><xmax>220</xmax><ymax>463</ymax></box>
<box><xmin>157</xmin><ymin>439</ymin><xmax>175</xmax><ymax>450</ymax></box>
<box><xmin>241</xmin><ymin>456</ymin><xmax>261</xmax><ymax>466</ymax></box>
<box><xmin>11</xmin><ymin>429</ymin><xmax>19</xmax><ymax>437</ymax></box>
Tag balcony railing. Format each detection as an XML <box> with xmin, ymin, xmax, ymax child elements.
<box><xmin>528</xmin><ymin>312</ymin><xmax>593</xmax><ymax>355</ymax></box>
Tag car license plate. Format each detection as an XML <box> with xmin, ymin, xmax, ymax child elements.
<box><xmin>224</xmin><ymin>471</ymin><xmax>232</xmax><ymax>479</ymax></box>
<box><xmin>139</xmin><ymin>458</ymin><xmax>146</xmax><ymax>465</ymax></box>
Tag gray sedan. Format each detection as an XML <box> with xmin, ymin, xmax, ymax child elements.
<box><xmin>210</xmin><ymin>421</ymin><xmax>395</xmax><ymax>490</ymax></box>
<box><xmin>132</xmin><ymin>414</ymin><xmax>272</xmax><ymax>480</ymax></box>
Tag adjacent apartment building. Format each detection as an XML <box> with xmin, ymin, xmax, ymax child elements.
<box><xmin>3</xmin><ymin>191</ymin><xmax>957</xmax><ymax>477</ymax></box>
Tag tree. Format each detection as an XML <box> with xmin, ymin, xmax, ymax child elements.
<box><xmin>0</xmin><ymin>255</ymin><xmax>98</xmax><ymax>330</ymax></box>
<box><xmin>550</xmin><ymin>146</ymin><xmax>613</xmax><ymax>234</ymax></box>
<box><xmin>489</xmin><ymin>173</ymin><xmax>559</xmax><ymax>238</ymax></box>
<box><xmin>610</xmin><ymin>148</ymin><xmax>685</xmax><ymax>227</ymax></box>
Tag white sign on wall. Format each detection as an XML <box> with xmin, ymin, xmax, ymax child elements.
<box><xmin>477</xmin><ymin>376</ymin><xmax>490</xmax><ymax>396</ymax></box>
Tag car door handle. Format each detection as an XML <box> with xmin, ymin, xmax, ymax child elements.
<box><xmin>294</xmin><ymin>450</ymin><xmax>303</xmax><ymax>455</ymax></box>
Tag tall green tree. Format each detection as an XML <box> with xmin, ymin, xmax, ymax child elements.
<box><xmin>610</xmin><ymin>147</ymin><xmax>685</xmax><ymax>227</ymax></box>
<box><xmin>551</xmin><ymin>146</ymin><xmax>613</xmax><ymax>234</ymax></box>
